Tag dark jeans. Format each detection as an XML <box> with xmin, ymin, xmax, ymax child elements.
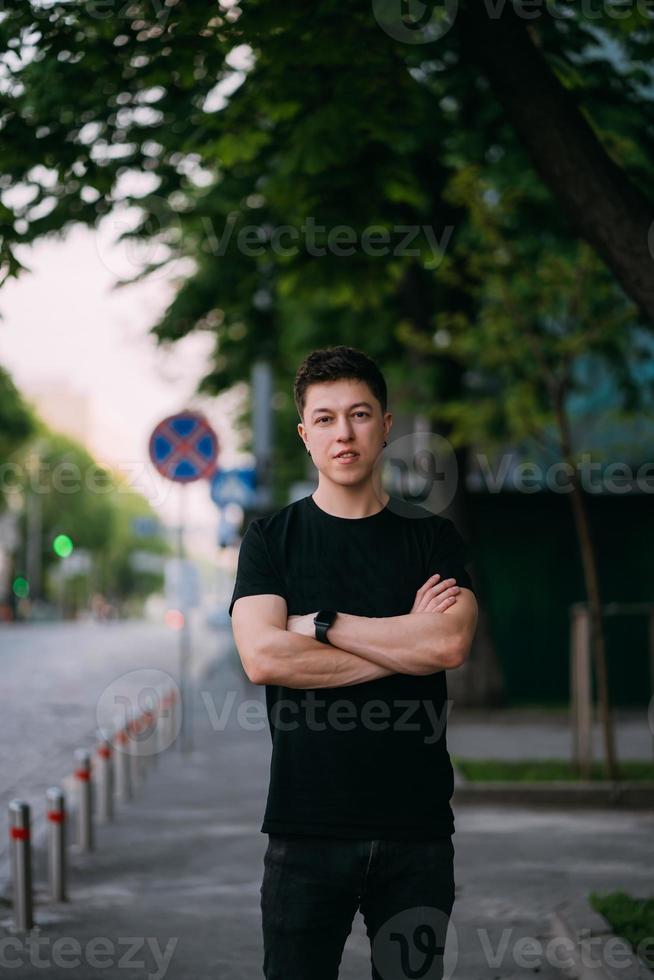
<box><xmin>261</xmin><ymin>834</ymin><xmax>455</xmax><ymax>980</ymax></box>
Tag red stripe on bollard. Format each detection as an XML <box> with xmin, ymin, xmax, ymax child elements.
<box><xmin>47</xmin><ymin>811</ymin><xmax>65</xmax><ymax>823</ymax></box>
<box><xmin>10</xmin><ymin>827</ymin><xmax>29</xmax><ymax>840</ymax></box>
<box><xmin>97</xmin><ymin>746</ymin><xmax>111</xmax><ymax>759</ymax></box>
<box><xmin>74</xmin><ymin>770</ymin><xmax>90</xmax><ymax>781</ymax></box>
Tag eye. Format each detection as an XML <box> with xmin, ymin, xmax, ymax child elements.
<box><xmin>314</xmin><ymin>411</ymin><xmax>369</xmax><ymax>424</ymax></box>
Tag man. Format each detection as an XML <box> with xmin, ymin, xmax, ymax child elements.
<box><xmin>230</xmin><ymin>345</ymin><xmax>478</xmax><ymax>980</ymax></box>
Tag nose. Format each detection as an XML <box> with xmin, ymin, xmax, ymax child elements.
<box><xmin>335</xmin><ymin>416</ymin><xmax>355</xmax><ymax>440</ymax></box>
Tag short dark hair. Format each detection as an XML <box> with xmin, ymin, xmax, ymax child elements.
<box><xmin>294</xmin><ymin>345</ymin><xmax>388</xmax><ymax>420</ymax></box>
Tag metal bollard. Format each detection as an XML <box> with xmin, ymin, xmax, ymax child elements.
<box><xmin>156</xmin><ymin>693</ymin><xmax>169</xmax><ymax>757</ymax></box>
<box><xmin>133</xmin><ymin>713</ymin><xmax>149</xmax><ymax>777</ymax></box>
<box><xmin>126</xmin><ymin>711</ymin><xmax>142</xmax><ymax>792</ymax></box>
<box><xmin>143</xmin><ymin>710</ymin><xmax>156</xmax><ymax>768</ymax></box>
<box><xmin>170</xmin><ymin>688</ymin><xmax>179</xmax><ymax>747</ymax></box>
<box><xmin>113</xmin><ymin>724</ymin><xmax>132</xmax><ymax>802</ymax></box>
<box><xmin>96</xmin><ymin>740</ymin><xmax>114</xmax><ymax>822</ymax></box>
<box><xmin>9</xmin><ymin>800</ymin><xmax>34</xmax><ymax>931</ymax></box>
<box><xmin>46</xmin><ymin>788</ymin><xmax>66</xmax><ymax>902</ymax></box>
<box><xmin>160</xmin><ymin>692</ymin><xmax>171</xmax><ymax>752</ymax></box>
<box><xmin>74</xmin><ymin>749</ymin><xmax>93</xmax><ymax>852</ymax></box>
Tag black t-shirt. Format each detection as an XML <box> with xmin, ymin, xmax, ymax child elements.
<box><xmin>229</xmin><ymin>493</ymin><xmax>475</xmax><ymax>841</ymax></box>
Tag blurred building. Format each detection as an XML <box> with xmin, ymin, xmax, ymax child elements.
<box><xmin>26</xmin><ymin>380</ymin><xmax>93</xmax><ymax>447</ymax></box>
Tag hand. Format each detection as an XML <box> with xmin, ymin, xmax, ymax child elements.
<box><xmin>286</xmin><ymin>612</ymin><xmax>317</xmax><ymax>637</ymax></box>
<box><xmin>411</xmin><ymin>574</ymin><xmax>460</xmax><ymax>614</ymax></box>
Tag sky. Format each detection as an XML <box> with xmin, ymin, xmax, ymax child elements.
<box><xmin>0</xmin><ymin>219</ymin><xmax>252</xmax><ymax>558</ymax></box>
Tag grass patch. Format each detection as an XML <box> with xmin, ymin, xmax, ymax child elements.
<box><xmin>590</xmin><ymin>891</ymin><xmax>654</xmax><ymax>970</ymax></box>
<box><xmin>452</xmin><ymin>758</ymin><xmax>654</xmax><ymax>782</ymax></box>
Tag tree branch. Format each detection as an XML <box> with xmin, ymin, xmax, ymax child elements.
<box><xmin>457</xmin><ymin>2</ymin><xmax>654</xmax><ymax>324</ymax></box>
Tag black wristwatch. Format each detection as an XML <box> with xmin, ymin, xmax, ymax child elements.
<box><xmin>314</xmin><ymin>609</ymin><xmax>337</xmax><ymax>645</ymax></box>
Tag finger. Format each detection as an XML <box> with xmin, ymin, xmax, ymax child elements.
<box><xmin>416</xmin><ymin>582</ymin><xmax>451</xmax><ymax>611</ymax></box>
<box><xmin>425</xmin><ymin>594</ymin><xmax>458</xmax><ymax>613</ymax></box>
<box><xmin>412</xmin><ymin>575</ymin><xmax>441</xmax><ymax>612</ymax></box>
<box><xmin>412</xmin><ymin>597</ymin><xmax>431</xmax><ymax>614</ymax></box>
<box><xmin>416</xmin><ymin>574</ymin><xmax>440</xmax><ymax>598</ymax></box>
<box><xmin>429</xmin><ymin>579</ymin><xmax>459</xmax><ymax>598</ymax></box>
<box><xmin>427</xmin><ymin>591</ymin><xmax>457</xmax><ymax>607</ymax></box>
<box><xmin>421</xmin><ymin>583</ymin><xmax>460</xmax><ymax>612</ymax></box>
<box><xmin>414</xmin><ymin>575</ymin><xmax>458</xmax><ymax>612</ymax></box>
<box><xmin>426</xmin><ymin>596</ymin><xmax>457</xmax><ymax>613</ymax></box>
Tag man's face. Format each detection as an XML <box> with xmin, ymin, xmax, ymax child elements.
<box><xmin>297</xmin><ymin>378</ymin><xmax>392</xmax><ymax>484</ymax></box>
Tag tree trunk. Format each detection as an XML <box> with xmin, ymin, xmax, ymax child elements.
<box><xmin>553</xmin><ymin>386</ymin><xmax>618</xmax><ymax>780</ymax></box>
<box><xmin>457</xmin><ymin>1</ymin><xmax>654</xmax><ymax>325</ymax></box>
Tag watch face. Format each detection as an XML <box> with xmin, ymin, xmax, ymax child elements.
<box><xmin>315</xmin><ymin>609</ymin><xmax>335</xmax><ymax>627</ymax></box>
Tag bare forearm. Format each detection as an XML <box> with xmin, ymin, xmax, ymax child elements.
<box><xmin>328</xmin><ymin>611</ymin><xmax>460</xmax><ymax>675</ymax></box>
<box><xmin>254</xmin><ymin>627</ymin><xmax>395</xmax><ymax>689</ymax></box>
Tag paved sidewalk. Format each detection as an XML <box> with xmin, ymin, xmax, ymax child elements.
<box><xmin>447</xmin><ymin>706</ymin><xmax>653</xmax><ymax>762</ymax></box>
<box><xmin>1</xmin><ymin>638</ymin><xmax>652</xmax><ymax>979</ymax></box>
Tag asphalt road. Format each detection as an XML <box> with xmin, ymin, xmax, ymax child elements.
<box><xmin>0</xmin><ymin>617</ymin><xmax>230</xmax><ymax>874</ymax></box>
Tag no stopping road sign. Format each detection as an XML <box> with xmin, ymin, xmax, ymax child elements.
<box><xmin>149</xmin><ymin>412</ymin><xmax>218</xmax><ymax>483</ymax></box>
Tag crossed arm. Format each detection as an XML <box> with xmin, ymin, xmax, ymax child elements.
<box><xmin>231</xmin><ymin>573</ymin><xmax>478</xmax><ymax>690</ymax></box>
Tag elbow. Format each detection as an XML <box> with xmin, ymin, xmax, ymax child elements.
<box><xmin>418</xmin><ymin>644</ymin><xmax>464</xmax><ymax>675</ymax></box>
<box><xmin>425</xmin><ymin>634</ymin><xmax>469</xmax><ymax>672</ymax></box>
<box><xmin>241</xmin><ymin>650</ymin><xmax>271</xmax><ymax>686</ymax></box>
<box><xmin>445</xmin><ymin>634</ymin><xmax>471</xmax><ymax>670</ymax></box>
<box><xmin>242</xmin><ymin>627</ymin><xmax>287</xmax><ymax>685</ymax></box>
<box><xmin>244</xmin><ymin>662</ymin><xmax>266</xmax><ymax>686</ymax></box>
<box><xmin>233</xmin><ymin>619</ymin><xmax>285</xmax><ymax>686</ymax></box>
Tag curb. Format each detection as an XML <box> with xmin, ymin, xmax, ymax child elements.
<box><xmin>549</xmin><ymin>898</ymin><xmax>651</xmax><ymax>980</ymax></box>
<box><xmin>452</xmin><ymin>781</ymin><xmax>654</xmax><ymax>809</ymax></box>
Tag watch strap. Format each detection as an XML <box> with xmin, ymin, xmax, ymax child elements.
<box><xmin>314</xmin><ymin>610</ymin><xmax>336</xmax><ymax>645</ymax></box>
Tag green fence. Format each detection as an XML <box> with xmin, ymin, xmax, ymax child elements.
<box><xmin>470</xmin><ymin>492</ymin><xmax>653</xmax><ymax>706</ymax></box>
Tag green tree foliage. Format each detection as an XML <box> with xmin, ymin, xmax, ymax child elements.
<box><xmin>424</xmin><ymin>165</ymin><xmax>652</xmax><ymax>452</ymax></box>
<box><xmin>1</xmin><ymin>1</ymin><xmax>653</xmax><ymax>349</ymax></box>
<box><xmin>24</xmin><ymin>429</ymin><xmax>116</xmax><ymax>567</ymax></box>
<box><xmin>0</xmin><ymin>367</ymin><xmax>34</xmax><ymax>490</ymax></box>
<box><xmin>9</xmin><ymin>424</ymin><xmax>168</xmax><ymax>609</ymax></box>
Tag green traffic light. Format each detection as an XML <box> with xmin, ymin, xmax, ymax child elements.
<box><xmin>12</xmin><ymin>576</ymin><xmax>29</xmax><ymax>598</ymax></box>
<box><xmin>53</xmin><ymin>534</ymin><xmax>74</xmax><ymax>558</ymax></box>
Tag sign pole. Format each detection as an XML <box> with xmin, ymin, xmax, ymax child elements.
<box><xmin>178</xmin><ymin>484</ymin><xmax>193</xmax><ymax>754</ymax></box>
<box><xmin>148</xmin><ymin>409</ymin><xmax>219</xmax><ymax>758</ymax></box>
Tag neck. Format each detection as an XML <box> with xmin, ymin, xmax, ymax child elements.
<box><xmin>312</xmin><ymin>475</ymin><xmax>389</xmax><ymax>519</ymax></box>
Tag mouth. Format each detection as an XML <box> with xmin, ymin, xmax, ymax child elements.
<box><xmin>334</xmin><ymin>451</ymin><xmax>360</xmax><ymax>462</ymax></box>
